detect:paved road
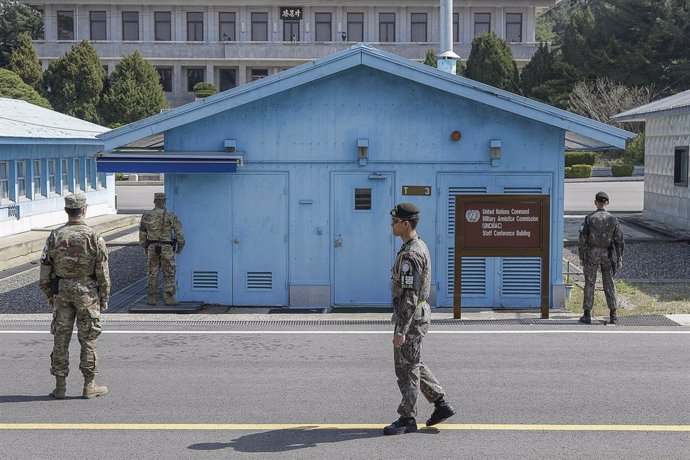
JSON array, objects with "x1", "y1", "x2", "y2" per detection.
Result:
[{"x1": 1, "y1": 322, "x2": 688, "y2": 459}]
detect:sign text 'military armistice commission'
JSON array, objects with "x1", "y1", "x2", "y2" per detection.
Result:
[{"x1": 462, "y1": 202, "x2": 542, "y2": 249}]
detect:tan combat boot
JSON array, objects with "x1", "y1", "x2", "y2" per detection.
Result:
[
  {"x1": 165, "y1": 295, "x2": 178, "y2": 306},
  {"x1": 82, "y1": 377, "x2": 108, "y2": 399},
  {"x1": 49, "y1": 376, "x2": 66, "y2": 399}
]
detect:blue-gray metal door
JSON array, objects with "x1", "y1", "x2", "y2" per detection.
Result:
[
  {"x1": 231, "y1": 173, "x2": 288, "y2": 306},
  {"x1": 332, "y1": 172, "x2": 394, "y2": 305}
]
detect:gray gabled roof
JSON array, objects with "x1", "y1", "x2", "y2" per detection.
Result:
[
  {"x1": 98, "y1": 45, "x2": 634, "y2": 151},
  {"x1": 613, "y1": 89, "x2": 690, "y2": 122}
]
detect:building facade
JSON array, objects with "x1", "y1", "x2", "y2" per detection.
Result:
[
  {"x1": 96, "y1": 46, "x2": 631, "y2": 310},
  {"x1": 0, "y1": 98, "x2": 114, "y2": 238},
  {"x1": 27, "y1": 0, "x2": 555, "y2": 106},
  {"x1": 614, "y1": 90, "x2": 690, "y2": 233}
]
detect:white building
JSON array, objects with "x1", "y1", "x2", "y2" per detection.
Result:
[
  {"x1": 613, "y1": 90, "x2": 690, "y2": 233},
  {"x1": 26, "y1": 0, "x2": 556, "y2": 106}
]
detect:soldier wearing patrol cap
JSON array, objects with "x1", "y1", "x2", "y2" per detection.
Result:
[
  {"x1": 578, "y1": 191, "x2": 625, "y2": 324},
  {"x1": 139, "y1": 192, "x2": 185, "y2": 305},
  {"x1": 383, "y1": 203, "x2": 456, "y2": 435},
  {"x1": 39, "y1": 194, "x2": 110, "y2": 399}
]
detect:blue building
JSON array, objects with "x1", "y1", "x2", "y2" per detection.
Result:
[
  {"x1": 0, "y1": 98, "x2": 114, "y2": 238},
  {"x1": 97, "y1": 45, "x2": 633, "y2": 309}
]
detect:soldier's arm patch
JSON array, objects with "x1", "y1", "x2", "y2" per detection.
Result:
[{"x1": 399, "y1": 258, "x2": 416, "y2": 289}]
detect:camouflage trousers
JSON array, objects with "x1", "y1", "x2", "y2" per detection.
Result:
[
  {"x1": 147, "y1": 244, "x2": 177, "y2": 297},
  {"x1": 394, "y1": 302, "x2": 445, "y2": 418},
  {"x1": 50, "y1": 277, "x2": 102, "y2": 378},
  {"x1": 583, "y1": 247, "x2": 617, "y2": 311}
]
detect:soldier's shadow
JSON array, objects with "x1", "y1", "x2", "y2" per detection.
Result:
[
  {"x1": 188, "y1": 426, "x2": 440, "y2": 453},
  {"x1": 0, "y1": 394, "x2": 81, "y2": 403}
]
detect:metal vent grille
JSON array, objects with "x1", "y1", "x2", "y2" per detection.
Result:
[
  {"x1": 247, "y1": 272, "x2": 272, "y2": 290},
  {"x1": 192, "y1": 271, "x2": 219, "y2": 290},
  {"x1": 503, "y1": 187, "x2": 542, "y2": 194},
  {"x1": 447, "y1": 248, "x2": 486, "y2": 296},
  {"x1": 354, "y1": 188, "x2": 372, "y2": 210},
  {"x1": 448, "y1": 186, "x2": 487, "y2": 234},
  {"x1": 501, "y1": 258, "x2": 541, "y2": 296}
]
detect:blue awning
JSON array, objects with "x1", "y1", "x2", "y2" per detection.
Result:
[{"x1": 96, "y1": 152, "x2": 242, "y2": 173}]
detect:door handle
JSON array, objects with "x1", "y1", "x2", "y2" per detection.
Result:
[
  {"x1": 233, "y1": 238, "x2": 240, "y2": 244},
  {"x1": 334, "y1": 234, "x2": 342, "y2": 248}
]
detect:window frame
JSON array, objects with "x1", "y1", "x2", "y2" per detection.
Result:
[
  {"x1": 154, "y1": 11, "x2": 172, "y2": 41},
  {"x1": 410, "y1": 12, "x2": 427, "y2": 42},
  {"x1": 89, "y1": 11, "x2": 107, "y2": 40},
  {"x1": 453, "y1": 13, "x2": 459, "y2": 43},
  {"x1": 346, "y1": 12, "x2": 364, "y2": 42},
  {"x1": 219, "y1": 12, "x2": 236, "y2": 41},
  {"x1": 187, "y1": 12, "x2": 204, "y2": 42},
  {"x1": 57, "y1": 10, "x2": 75, "y2": 40},
  {"x1": 674, "y1": 147, "x2": 689, "y2": 187},
  {"x1": 187, "y1": 68, "x2": 205, "y2": 92},
  {"x1": 379, "y1": 12, "x2": 395, "y2": 42},
  {"x1": 47, "y1": 159, "x2": 56, "y2": 195},
  {"x1": 283, "y1": 19, "x2": 300, "y2": 41},
  {"x1": 61, "y1": 158, "x2": 70, "y2": 194},
  {"x1": 218, "y1": 68, "x2": 237, "y2": 91},
  {"x1": 0, "y1": 161, "x2": 8, "y2": 201},
  {"x1": 33, "y1": 159, "x2": 43, "y2": 198},
  {"x1": 156, "y1": 67, "x2": 173, "y2": 92},
  {"x1": 505, "y1": 13, "x2": 522, "y2": 43},
  {"x1": 251, "y1": 12, "x2": 269, "y2": 41},
  {"x1": 314, "y1": 12, "x2": 332, "y2": 42},
  {"x1": 122, "y1": 11, "x2": 140, "y2": 41},
  {"x1": 474, "y1": 12, "x2": 491, "y2": 37},
  {"x1": 17, "y1": 160, "x2": 27, "y2": 198},
  {"x1": 74, "y1": 158, "x2": 82, "y2": 192}
]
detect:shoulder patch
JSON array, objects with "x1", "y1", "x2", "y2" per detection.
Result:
[{"x1": 400, "y1": 258, "x2": 414, "y2": 289}]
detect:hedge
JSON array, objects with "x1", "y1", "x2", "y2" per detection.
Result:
[
  {"x1": 565, "y1": 164, "x2": 592, "y2": 178},
  {"x1": 565, "y1": 152, "x2": 596, "y2": 167},
  {"x1": 611, "y1": 163, "x2": 634, "y2": 177},
  {"x1": 193, "y1": 82, "x2": 218, "y2": 98}
]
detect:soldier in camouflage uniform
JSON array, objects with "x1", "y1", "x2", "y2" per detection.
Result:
[
  {"x1": 383, "y1": 203, "x2": 456, "y2": 436},
  {"x1": 39, "y1": 194, "x2": 110, "y2": 399},
  {"x1": 578, "y1": 191, "x2": 625, "y2": 324},
  {"x1": 139, "y1": 192, "x2": 185, "y2": 305}
]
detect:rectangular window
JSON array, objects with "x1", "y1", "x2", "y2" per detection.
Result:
[
  {"x1": 187, "y1": 68, "x2": 205, "y2": 92},
  {"x1": 0, "y1": 162, "x2": 8, "y2": 200},
  {"x1": 250, "y1": 68, "x2": 268, "y2": 81},
  {"x1": 33, "y1": 159, "x2": 42, "y2": 197},
  {"x1": 453, "y1": 13, "x2": 459, "y2": 43},
  {"x1": 86, "y1": 158, "x2": 94, "y2": 190},
  {"x1": 410, "y1": 13, "x2": 427, "y2": 42},
  {"x1": 48, "y1": 159, "x2": 56, "y2": 194},
  {"x1": 90, "y1": 11, "x2": 106, "y2": 40},
  {"x1": 32, "y1": 7, "x2": 45, "y2": 40},
  {"x1": 187, "y1": 12, "x2": 204, "y2": 41},
  {"x1": 315, "y1": 13, "x2": 331, "y2": 42},
  {"x1": 58, "y1": 11, "x2": 75, "y2": 40},
  {"x1": 506, "y1": 13, "x2": 522, "y2": 42},
  {"x1": 74, "y1": 158, "x2": 82, "y2": 191},
  {"x1": 16, "y1": 160, "x2": 26, "y2": 198},
  {"x1": 122, "y1": 11, "x2": 139, "y2": 41},
  {"x1": 674, "y1": 147, "x2": 689, "y2": 186},
  {"x1": 155, "y1": 12, "x2": 171, "y2": 41},
  {"x1": 474, "y1": 13, "x2": 491, "y2": 37},
  {"x1": 157, "y1": 67, "x2": 172, "y2": 92},
  {"x1": 354, "y1": 188, "x2": 372, "y2": 210},
  {"x1": 283, "y1": 20, "x2": 300, "y2": 41},
  {"x1": 219, "y1": 68, "x2": 236, "y2": 91},
  {"x1": 61, "y1": 158, "x2": 69, "y2": 194},
  {"x1": 251, "y1": 12, "x2": 268, "y2": 41},
  {"x1": 347, "y1": 12, "x2": 364, "y2": 42},
  {"x1": 219, "y1": 12, "x2": 236, "y2": 41},
  {"x1": 379, "y1": 13, "x2": 395, "y2": 42}
]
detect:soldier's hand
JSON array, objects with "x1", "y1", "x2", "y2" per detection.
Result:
[
  {"x1": 100, "y1": 299, "x2": 108, "y2": 311},
  {"x1": 616, "y1": 259, "x2": 623, "y2": 270},
  {"x1": 393, "y1": 333, "x2": 405, "y2": 348}
]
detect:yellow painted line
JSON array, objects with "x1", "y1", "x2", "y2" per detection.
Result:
[{"x1": 0, "y1": 423, "x2": 689, "y2": 432}]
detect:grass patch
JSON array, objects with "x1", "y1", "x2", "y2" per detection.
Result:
[{"x1": 565, "y1": 280, "x2": 690, "y2": 316}]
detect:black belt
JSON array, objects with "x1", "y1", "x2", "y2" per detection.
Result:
[{"x1": 148, "y1": 240, "x2": 174, "y2": 245}]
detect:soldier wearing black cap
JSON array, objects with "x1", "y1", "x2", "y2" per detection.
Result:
[
  {"x1": 578, "y1": 191, "x2": 625, "y2": 324},
  {"x1": 383, "y1": 203, "x2": 456, "y2": 435}
]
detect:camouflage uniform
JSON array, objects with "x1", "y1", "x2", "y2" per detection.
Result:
[
  {"x1": 578, "y1": 208, "x2": 625, "y2": 312},
  {"x1": 139, "y1": 193, "x2": 185, "y2": 304},
  {"x1": 391, "y1": 235, "x2": 445, "y2": 418},
  {"x1": 39, "y1": 195, "x2": 110, "y2": 381}
]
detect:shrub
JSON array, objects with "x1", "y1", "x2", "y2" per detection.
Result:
[
  {"x1": 193, "y1": 82, "x2": 218, "y2": 98},
  {"x1": 611, "y1": 162, "x2": 634, "y2": 177},
  {"x1": 115, "y1": 173, "x2": 126, "y2": 181},
  {"x1": 565, "y1": 164, "x2": 592, "y2": 178},
  {"x1": 565, "y1": 151, "x2": 596, "y2": 167},
  {"x1": 623, "y1": 133, "x2": 644, "y2": 165}
]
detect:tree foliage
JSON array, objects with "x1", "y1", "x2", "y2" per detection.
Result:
[
  {"x1": 0, "y1": 0, "x2": 43, "y2": 67},
  {"x1": 42, "y1": 40, "x2": 104, "y2": 123},
  {"x1": 0, "y1": 67, "x2": 50, "y2": 108},
  {"x1": 7, "y1": 31, "x2": 42, "y2": 90},
  {"x1": 100, "y1": 51, "x2": 169, "y2": 126},
  {"x1": 465, "y1": 32, "x2": 519, "y2": 92},
  {"x1": 422, "y1": 48, "x2": 436, "y2": 68},
  {"x1": 568, "y1": 77, "x2": 653, "y2": 128}
]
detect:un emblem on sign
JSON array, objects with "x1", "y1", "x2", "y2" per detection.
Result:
[{"x1": 465, "y1": 209, "x2": 480, "y2": 223}]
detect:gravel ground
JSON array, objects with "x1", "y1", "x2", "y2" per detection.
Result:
[{"x1": 0, "y1": 245, "x2": 146, "y2": 314}]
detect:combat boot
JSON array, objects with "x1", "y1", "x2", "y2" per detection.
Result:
[
  {"x1": 165, "y1": 295, "x2": 178, "y2": 306},
  {"x1": 579, "y1": 310, "x2": 592, "y2": 324},
  {"x1": 49, "y1": 376, "x2": 66, "y2": 399},
  {"x1": 147, "y1": 294, "x2": 156, "y2": 305},
  {"x1": 82, "y1": 377, "x2": 108, "y2": 399},
  {"x1": 383, "y1": 417, "x2": 417, "y2": 435},
  {"x1": 426, "y1": 396, "x2": 456, "y2": 426},
  {"x1": 610, "y1": 309, "x2": 618, "y2": 325}
]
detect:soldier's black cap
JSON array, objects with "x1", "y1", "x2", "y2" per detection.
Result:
[
  {"x1": 391, "y1": 203, "x2": 420, "y2": 219},
  {"x1": 595, "y1": 191, "x2": 609, "y2": 202}
]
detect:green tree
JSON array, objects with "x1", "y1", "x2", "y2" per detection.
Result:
[
  {"x1": 464, "y1": 32, "x2": 519, "y2": 92},
  {"x1": 0, "y1": 0, "x2": 43, "y2": 67},
  {"x1": 422, "y1": 48, "x2": 437, "y2": 68},
  {"x1": 42, "y1": 40, "x2": 104, "y2": 123},
  {"x1": 100, "y1": 51, "x2": 169, "y2": 126},
  {"x1": 7, "y1": 32, "x2": 42, "y2": 90},
  {"x1": 520, "y1": 43, "x2": 556, "y2": 97},
  {"x1": 0, "y1": 68, "x2": 50, "y2": 108}
]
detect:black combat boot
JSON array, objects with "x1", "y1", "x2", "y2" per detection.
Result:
[
  {"x1": 426, "y1": 396, "x2": 456, "y2": 426},
  {"x1": 610, "y1": 309, "x2": 618, "y2": 325},
  {"x1": 383, "y1": 417, "x2": 417, "y2": 435},
  {"x1": 579, "y1": 310, "x2": 592, "y2": 324}
]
